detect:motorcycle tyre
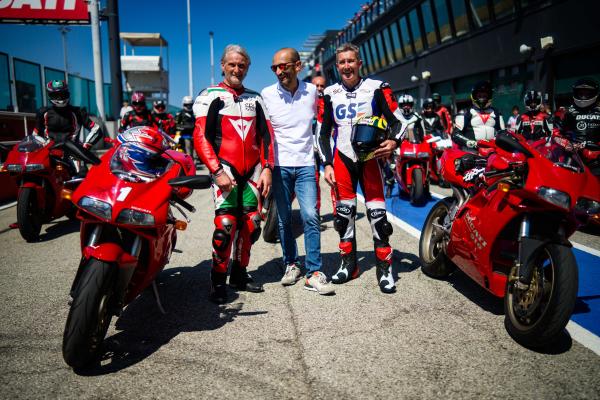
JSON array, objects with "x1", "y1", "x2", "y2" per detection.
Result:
[
  {"x1": 63, "y1": 258, "x2": 115, "y2": 369},
  {"x1": 17, "y1": 187, "x2": 42, "y2": 242},
  {"x1": 262, "y1": 198, "x2": 279, "y2": 243},
  {"x1": 504, "y1": 244, "x2": 578, "y2": 348},
  {"x1": 419, "y1": 197, "x2": 456, "y2": 279},
  {"x1": 410, "y1": 169, "x2": 426, "y2": 206}
]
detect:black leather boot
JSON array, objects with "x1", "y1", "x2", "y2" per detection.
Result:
[
  {"x1": 229, "y1": 261, "x2": 264, "y2": 292},
  {"x1": 210, "y1": 270, "x2": 228, "y2": 304}
]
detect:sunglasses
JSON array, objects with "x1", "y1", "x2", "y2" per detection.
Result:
[{"x1": 270, "y1": 62, "x2": 296, "y2": 73}]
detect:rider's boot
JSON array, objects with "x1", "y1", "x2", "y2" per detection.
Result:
[
  {"x1": 375, "y1": 246, "x2": 395, "y2": 294},
  {"x1": 210, "y1": 270, "x2": 228, "y2": 304},
  {"x1": 332, "y1": 240, "x2": 359, "y2": 284},
  {"x1": 229, "y1": 261, "x2": 264, "y2": 292}
]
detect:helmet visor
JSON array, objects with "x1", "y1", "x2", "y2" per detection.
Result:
[
  {"x1": 48, "y1": 91, "x2": 69, "y2": 101},
  {"x1": 574, "y1": 87, "x2": 597, "y2": 100},
  {"x1": 351, "y1": 124, "x2": 387, "y2": 161}
]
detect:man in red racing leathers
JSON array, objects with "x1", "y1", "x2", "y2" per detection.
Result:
[
  {"x1": 432, "y1": 92, "x2": 453, "y2": 135},
  {"x1": 515, "y1": 91, "x2": 553, "y2": 141},
  {"x1": 194, "y1": 44, "x2": 274, "y2": 304},
  {"x1": 119, "y1": 92, "x2": 157, "y2": 133},
  {"x1": 318, "y1": 43, "x2": 403, "y2": 294}
]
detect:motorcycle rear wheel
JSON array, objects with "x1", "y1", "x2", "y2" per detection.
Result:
[
  {"x1": 419, "y1": 197, "x2": 456, "y2": 278},
  {"x1": 504, "y1": 244, "x2": 578, "y2": 348},
  {"x1": 17, "y1": 187, "x2": 42, "y2": 242},
  {"x1": 63, "y1": 257, "x2": 115, "y2": 369},
  {"x1": 262, "y1": 197, "x2": 279, "y2": 243}
]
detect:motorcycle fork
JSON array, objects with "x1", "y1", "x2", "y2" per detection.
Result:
[
  {"x1": 111, "y1": 235, "x2": 142, "y2": 315},
  {"x1": 69, "y1": 225, "x2": 104, "y2": 299},
  {"x1": 514, "y1": 214, "x2": 545, "y2": 288}
]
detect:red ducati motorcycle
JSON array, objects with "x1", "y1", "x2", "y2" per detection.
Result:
[
  {"x1": 2, "y1": 135, "x2": 99, "y2": 242},
  {"x1": 419, "y1": 131, "x2": 600, "y2": 347},
  {"x1": 395, "y1": 134, "x2": 432, "y2": 205},
  {"x1": 425, "y1": 133, "x2": 452, "y2": 187},
  {"x1": 62, "y1": 131, "x2": 211, "y2": 369}
]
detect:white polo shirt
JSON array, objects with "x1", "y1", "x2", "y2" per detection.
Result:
[{"x1": 261, "y1": 81, "x2": 317, "y2": 167}]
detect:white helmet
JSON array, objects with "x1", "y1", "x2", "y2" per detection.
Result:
[
  {"x1": 398, "y1": 94, "x2": 414, "y2": 116},
  {"x1": 182, "y1": 96, "x2": 193, "y2": 111}
]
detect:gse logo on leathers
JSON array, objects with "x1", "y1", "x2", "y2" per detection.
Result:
[{"x1": 335, "y1": 103, "x2": 366, "y2": 119}]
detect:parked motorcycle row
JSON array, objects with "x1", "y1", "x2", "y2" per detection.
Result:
[
  {"x1": 1, "y1": 123, "x2": 599, "y2": 367},
  {"x1": 1, "y1": 128, "x2": 211, "y2": 369}
]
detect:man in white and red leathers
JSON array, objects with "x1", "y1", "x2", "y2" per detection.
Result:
[
  {"x1": 317, "y1": 43, "x2": 403, "y2": 294},
  {"x1": 193, "y1": 44, "x2": 274, "y2": 304}
]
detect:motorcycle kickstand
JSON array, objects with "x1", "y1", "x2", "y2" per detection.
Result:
[{"x1": 152, "y1": 280, "x2": 167, "y2": 315}]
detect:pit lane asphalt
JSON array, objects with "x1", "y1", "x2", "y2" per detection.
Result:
[{"x1": 0, "y1": 175, "x2": 599, "y2": 399}]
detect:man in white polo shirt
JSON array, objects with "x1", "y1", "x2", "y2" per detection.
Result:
[{"x1": 261, "y1": 48, "x2": 334, "y2": 295}]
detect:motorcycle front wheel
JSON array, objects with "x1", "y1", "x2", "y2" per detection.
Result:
[
  {"x1": 419, "y1": 197, "x2": 456, "y2": 278},
  {"x1": 410, "y1": 168, "x2": 427, "y2": 206},
  {"x1": 17, "y1": 187, "x2": 42, "y2": 242},
  {"x1": 63, "y1": 257, "x2": 115, "y2": 369},
  {"x1": 504, "y1": 244, "x2": 578, "y2": 348}
]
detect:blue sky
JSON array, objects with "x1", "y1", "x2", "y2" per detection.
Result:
[{"x1": 0, "y1": 0, "x2": 365, "y2": 106}]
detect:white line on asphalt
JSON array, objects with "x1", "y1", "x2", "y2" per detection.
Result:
[
  {"x1": 430, "y1": 191, "x2": 444, "y2": 199},
  {"x1": 566, "y1": 321, "x2": 600, "y2": 356},
  {"x1": 0, "y1": 201, "x2": 16, "y2": 211},
  {"x1": 357, "y1": 192, "x2": 600, "y2": 356},
  {"x1": 572, "y1": 242, "x2": 600, "y2": 258}
]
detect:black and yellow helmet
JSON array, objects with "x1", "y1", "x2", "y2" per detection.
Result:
[{"x1": 351, "y1": 116, "x2": 388, "y2": 162}]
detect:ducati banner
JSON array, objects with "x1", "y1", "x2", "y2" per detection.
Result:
[{"x1": 0, "y1": 0, "x2": 90, "y2": 24}]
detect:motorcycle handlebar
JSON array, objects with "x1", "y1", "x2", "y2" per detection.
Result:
[
  {"x1": 52, "y1": 140, "x2": 101, "y2": 166},
  {"x1": 171, "y1": 195, "x2": 196, "y2": 213}
]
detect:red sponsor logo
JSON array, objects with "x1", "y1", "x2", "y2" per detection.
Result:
[{"x1": 0, "y1": 0, "x2": 90, "y2": 24}]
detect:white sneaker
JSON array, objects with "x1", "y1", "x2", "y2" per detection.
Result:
[
  {"x1": 281, "y1": 263, "x2": 302, "y2": 286},
  {"x1": 304, "y1": 272, "x2": 335, "y2": 295}
]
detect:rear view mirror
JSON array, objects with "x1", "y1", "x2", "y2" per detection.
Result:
[{"x1": 169, "y1": 175, "x2": 212, "y2": 189}]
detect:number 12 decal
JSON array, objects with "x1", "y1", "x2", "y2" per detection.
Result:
[{"x1": 117, "y1": 187, "x2": 132, "y2": 201}]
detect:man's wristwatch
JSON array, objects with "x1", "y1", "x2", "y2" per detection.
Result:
[{"x1": 263, "y1": 163, "x2": 272, "y2": 171}]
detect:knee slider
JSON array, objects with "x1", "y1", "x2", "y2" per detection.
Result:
[
  {"x1": 212, "y1": 229, "x2": 230, "y2": 252},
  {"x1": 334, "y1": 203, "x2": 355, "y2": 234},
  {"x1": 245, "y1": 211, "x2": 262, "y2": 244},
  {"x1": 368, "y1": 208, "x2": 393, "y2": 241}
]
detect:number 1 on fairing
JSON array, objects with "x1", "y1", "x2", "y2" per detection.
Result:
[{"x1": 117, "y1": 187, "x2": 132, "y2": 201}]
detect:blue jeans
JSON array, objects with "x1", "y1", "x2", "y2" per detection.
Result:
[{"x1": 272, "y1": 166, "x2": 321, "y2": 276}]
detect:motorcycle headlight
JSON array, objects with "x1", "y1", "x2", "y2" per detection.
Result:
[
  {"x1": 417, "y1": 152, "x2": 430, "y2": 158},
  {"x1": 78, "y1": 196, "x2": 112, "y2": 220},
  {"x1": 538, "y1": 187, "x2": 571, "y2": 210},
  {"x1": 575, "y1": 197, "x2": 600, "y2": 215},
  {"x1": 5, "y1": 164, "x2": 23, "y2": 172},
  {"x1": 25, "y1": 163, "x2": 44, "y2": 172},
  {"x1": 403, "y1": 151, "x2": 416, "y2": 158},
  {"x1": 116, "y1": 208, "x2": 155, "y2": 226}
]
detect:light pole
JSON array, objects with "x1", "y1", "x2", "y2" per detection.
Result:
[
  {"x1": 186, "y1": 0, "x2": 193, "y2": 97},
  {"x1": 59, "y1": 26, "x2": 71, "y2": 83},
  {"x1": 209, "y1": 31, "x2": 215, "y2": 86}
]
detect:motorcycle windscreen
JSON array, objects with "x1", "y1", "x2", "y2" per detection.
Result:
[
  {"x1": 110, "y1": 142, "x2": 172, "y2": 183},
  {"x1": 530, "y1": 140, "x2": 585, "y2": 173},
  {"x1": 18, "y1": 135, "x2": 49, "y2": 153}
]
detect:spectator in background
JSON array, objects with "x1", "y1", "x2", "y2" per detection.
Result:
[
  {"x1": 119, "y1": 92, "x2": 156, "y2": 132},
  {"x1": 175, "y1": 96, "x2": 196, "y2": 159},
  {"x1": 311, "y1": 75, "x2": 328, "y2": 221},
  {"x1": 261, "y1": 48, "x2": 334, "y2": 295},
  {"x1": 119, "y1": 100, "x2": 132, "y2": 119},
  {"x1": 432, "y1": 93, "x2": 452, "y2": 135},
  {"x1": 151, "y1": 100, "x2": 176, "y2": 138},
  {"x1": 507, "y1": 105, "x2": 519, "y2": 133}
]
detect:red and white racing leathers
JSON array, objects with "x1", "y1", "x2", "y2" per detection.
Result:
[
  {"x1": 515, "y1": 111, "x2": 554, "y2": 141},
  {"x1": 193, "y1": 83, "x2": 274, "y2": 274},
  {"x1": 317, "y1": 78, "x2": 402, "y2": 276}
]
